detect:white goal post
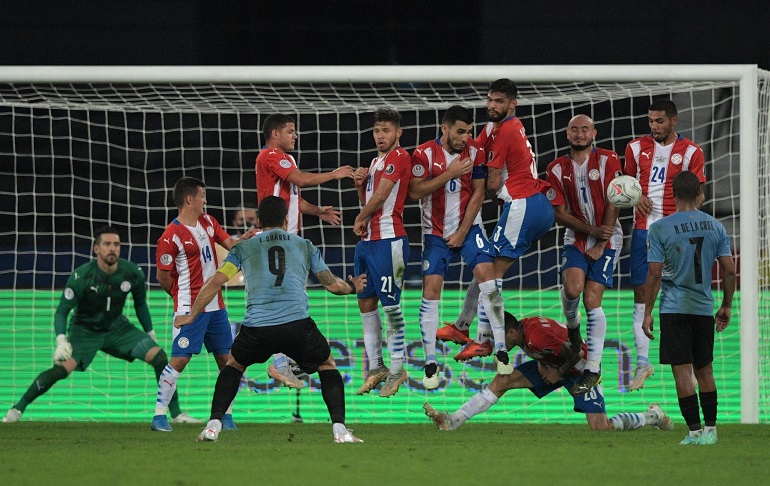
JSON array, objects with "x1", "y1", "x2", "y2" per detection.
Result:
[{"x1": 1, "y1": 65, "x2": 765, "y2": 424}]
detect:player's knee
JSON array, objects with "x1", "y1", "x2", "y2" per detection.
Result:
[{"x1": 131, "y1": 336, "x2": 158, "y2": 362}]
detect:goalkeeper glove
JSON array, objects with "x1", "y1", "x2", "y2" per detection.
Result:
[
  {"x1": 53, "y1": 334, "x2": 73, "y2": 363},
  {"x1": 147, "y1": 330, "x2": 157, "y2": 342}
]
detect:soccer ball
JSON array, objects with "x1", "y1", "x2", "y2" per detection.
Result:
[{"x1": 606, "y1": 175, "x2": 642, "y2": 209}]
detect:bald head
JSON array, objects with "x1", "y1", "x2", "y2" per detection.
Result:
[{"x1": 567, "y1": 114, "x2": 597, "y2": 152}]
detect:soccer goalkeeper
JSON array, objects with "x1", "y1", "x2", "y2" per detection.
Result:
[{"x1": 2, "y1": 227, "x2": 196, "y2": 424}]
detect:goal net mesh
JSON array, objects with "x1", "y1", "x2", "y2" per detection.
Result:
[{"x1": 0, "y1": 75, "x2": 766, "y2": 423}]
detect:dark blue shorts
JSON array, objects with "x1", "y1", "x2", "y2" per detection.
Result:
[
  {"x1": 171, "y1": 308, "x2": 232, "y2": 357},
  {"x1": 516, "y1": 359, "x2": 606, "y2": 414},
  {"x1": 421, "y1": 225, "x2": 494, "y2": 277}
]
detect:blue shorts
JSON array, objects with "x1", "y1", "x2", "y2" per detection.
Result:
[
  {"x1": 422, "y1": 226, "x2": 494, "y2": 277},
  {"x1": 171, "y1": 308, "x2": 233, "y2": 357},
  {"x1": 516, "y1": 359, "x2": 606, "y2": 414},
  {"x1": 354, "y1": 236, "x2": 409, "y2": 306},
  {"x1": 490, "y1": 193, "x2": 554, "y2": 259},
  {"x1": 561, "y1": 245, "x2": 619, "y2": 288},
  {"x1": 629, "y1": 229, "x2": 648, "y2": 286}
]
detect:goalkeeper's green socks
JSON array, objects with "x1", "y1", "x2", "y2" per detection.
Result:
[{"x1": 14, "y1": 364, "x2": 69, "y2": 412}]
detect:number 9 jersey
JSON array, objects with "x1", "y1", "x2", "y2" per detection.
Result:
[
  {"x1": 156, "y1": 214, "x2": 230, "y2": 313},
  {"x1": 224, "y1": 228, "x2": 329, "y2": 328}
]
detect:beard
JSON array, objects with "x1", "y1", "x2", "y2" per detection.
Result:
[
  {"x1": 488, "y1": 110, "x2": 506, "y2": 123},
  {"x1": 569, "y1": 141, "x2": 593, "y2": 151}
]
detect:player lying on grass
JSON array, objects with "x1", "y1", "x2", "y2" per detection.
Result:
[
  {"x1": 2, "y1": 227, "x2": 197, "y2": 424},
  {"x1": 174, "y1": 196, "x2": 367, "y2": 443},
  {"x1": 424, "y1": 311, "x2": 674, "y2": 432}
]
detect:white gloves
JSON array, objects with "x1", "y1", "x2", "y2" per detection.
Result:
[
  {"x1": 147, "y1": 330, "x2": 157, "y2": 342},
  {"x1": 53, "y1": 334, "x2": 73, "y2": 363}
]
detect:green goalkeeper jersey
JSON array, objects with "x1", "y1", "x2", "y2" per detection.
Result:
[{"x1": 54, "y1": 258, "x2": 153, "y2": 334}]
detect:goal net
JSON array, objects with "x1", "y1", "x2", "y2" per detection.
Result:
[{"x1": 0, "y1": 65, "x2": 766, "y2": 424}]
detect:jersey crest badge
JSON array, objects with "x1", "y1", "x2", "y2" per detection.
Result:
[
  {"x1": 64, "y1": 288, "x2": 75, "y2": 300},
  {"x1": 589, "y1": 169, "x2": 600, "y2": 181},
  {"x1": 120, "y1": 281, "x2": 131, "y2": 292},
  {"x1": 412, "y1": 164, "x2": 425, "y2": 177},
  {"x1": 385, "y1": 164, "x2": 395, "y2": 175},
  {"x1": 671, "y1": 153, "x2": 683, "y2": 165},
  {"x1": 279, "y1": 158, "x2": 292, "y2": 169},
  {"x1": 546, "y1": 188, "x2": 556, "y2": 201},
  {"x1": 207, "y1": 226, "x2": 215, "y2": 237},
  {"x1": 160, "y1": 254, "x2": 173, "y2": 266}
]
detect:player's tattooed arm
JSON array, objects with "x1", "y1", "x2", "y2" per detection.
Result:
[{"x1": 317, "y1": 270, "x2": 337, "y2": 287}]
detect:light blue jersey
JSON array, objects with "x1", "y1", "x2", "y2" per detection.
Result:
[
  {"x1": 225, "y1": 228, "x2": 329, "y2": 327},
  {"x1": 647, "y1": 210, "x2": 731, "y2": 316}
]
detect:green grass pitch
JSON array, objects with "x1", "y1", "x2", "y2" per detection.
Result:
[{"x1": 1, "y1": 423, "x2": 769, "y2": 485}]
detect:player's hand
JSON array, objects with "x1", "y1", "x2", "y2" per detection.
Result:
[
  {"x1": 353, "y1": 167, "x2": 369, "y2": 187},
  {"x1": 318, "y1": 206, "x2": 342, "y2": 226},
  {"x1": 444, "y1": 229, "x2": 467, "y2": 249},
  {"x1": 642, "y1": 314, "x2": 655, "y2": 339},
  {"x1": 174, "y1": 314, "x2": 194, "y2": 329},
  {"x1": 53, "y1": 334, "x2": 72, "y2": 363},
  {"x1": 333, "y1": 165, "x2": 355, "y2": 180},
  {"x1": 584, "y1": 245, "x2": 604, "y2": 263},
  {"x1": 239, "y1": 227, "x2": 259, "y2": 240},
  {"x1": 715, "y1": 307, "x2": 731, "y2": 332},
  {"x1": 447, "y1": 157, "x2": 473, "y2": 178},
  {"x1": 147, "y1": 330, "x2": 157, "y2": 342},
  {"x1": 635, "y1": 194, "x2": 653, "y2": 218},
  {"x1": 592, "y1": 224, "x2": 614, "y2": 241},
  {"x1": 348, "y1": 274, "x2": 367, "y2": 293},
  {"x1": 353, "y1": 218, "x2": 368, "y2": 237}
]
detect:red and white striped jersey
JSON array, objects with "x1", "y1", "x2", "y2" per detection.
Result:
[
  {"x1": 625, "y1": 134, "x2": 706, "y2": 230},
  {"x1": 256, "y1": 147, "x2": 301, "y2": 234},
  {"x1": 546, "y1": 148, "x2": 624, "y2": 253},
  {"x1": 412, "y1": 138, "x2": 486, "y2": 238},
  {"x1": 361, "y1": 147, "x2": 411, "y2": 241},
  {"x1": 477, "y1": 116, "x2": 550, "y2": 202},
  {"x1": 156, "y1": 214, "x2": 230, "y2": 313},
  {"x1": 520, "y1": 316, "x2": 586, "y2": 375}
]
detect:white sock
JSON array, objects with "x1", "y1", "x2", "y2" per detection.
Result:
[
  {"x1": 633, "y1": 303, "x2": 650, "y2": 366},
  {"x1": 456, "y1": 279, "x2": 480, "y2": 330},
  {"x1": 561, "y1": 288, "x2": 581, "y2": 329},
  {"x1": 155, "y1": 365, "x2": 180, "y2": 415},
  {"x1": 459, "y1": 387, "x2": 499, "y2": 421},
  {"x1": 361, "y1": 310, "x2": 384, "y2": 370},
  {"x1": 479, "y1": 279, "x2": 505, "y2": 353},
  {"x1": 474, "y1": 291, "x2": 493, "y2": 344},
  {"x1": 586, "y1": 307, "x2": 607, "y2": 373},
  {"x1": 383, "y1": 305, "x2": 406, "y2": 373},
  {"x1": 704, "y1": 426, "x2": 717, "y2": 435},
  {"x1": 609, "y1": 412, "x2": 647, "y2": 430},
  {"x1": 419, "y1": 298, "x2": 440, "y2": 364}
]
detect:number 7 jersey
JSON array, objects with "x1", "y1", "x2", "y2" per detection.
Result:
[{"x1": 156, "y1": 214, "x2": 230, "y2": 313}]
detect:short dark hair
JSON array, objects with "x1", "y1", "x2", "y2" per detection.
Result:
[
  {"x1": 649, "y1": 98, "x2": 678, "y2": 118},
  {"x1": 94, "y1": 226, "x2": 121, "y2": 245},
  {"x1": 503, "y1": 311, "x2": 522, "y2": 332},
  {"x1": 172, "y1": 176, "x2": 205, "y2": 208},
  {"x1": 489, "y1": 78, "x2": 518, "y2": 99},
  {"x1": 442, "y1": 105, "x2": 474, "y2": 126},
  {"x1": 262, "y1": 114, "x2": 295, "y2": 144},
  {"x1": 672, "y1": 171, "x2": 701, "y2": 201},
  {"x1": 258, "y1": 196, "x2": 288, "y2": 228},
  {"x1": 373, "y1": 108, "x2": 401, "y2": 128}
]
